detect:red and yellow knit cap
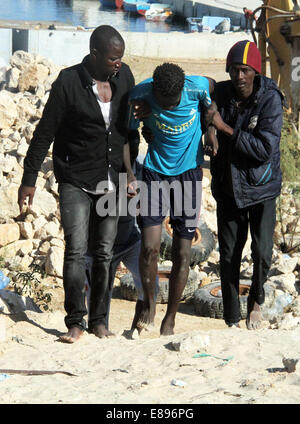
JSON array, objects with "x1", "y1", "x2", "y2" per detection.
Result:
[{"x1": 226, "y1": 40, "x2": 261, "y2": 73}]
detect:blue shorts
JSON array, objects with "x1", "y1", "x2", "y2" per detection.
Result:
[{"x1": 139, "y1": 166, "x2": 203, "y2": 240}]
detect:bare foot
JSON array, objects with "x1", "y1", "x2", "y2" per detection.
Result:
[
  {"x1": 246, "y1": 296, "x2": 262, "y2": 330},
  {"x1": 59, "y1": 327, "x2": 84, "y2": 343},
  {"x1": 136, "y1": 302, "x2": 156, "y2": 331},
  {"x1": 91, "y1": 323, "x2": 115, "y2": 339},
  {"x1": 160, "y1": 316, "x2": 175, "y2": 336},
  {"x1": 227, "y1": 323, "x2": 240, "y2": 328},
  {"x1": 131, "y1": 300, "x2": 144, "y2": 334}
]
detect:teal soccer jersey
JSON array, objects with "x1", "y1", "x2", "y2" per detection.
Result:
[{"x1": 129, "y1": 76, "x2": 211, "y2": 176}]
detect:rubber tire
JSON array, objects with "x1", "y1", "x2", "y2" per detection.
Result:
[
  {"x1": 120, "y1": 264, "x2": 199, "y2": 304},
  {"x1": 160, "y1": 216, "x2": 215, "y2": 268},
  {"x1": 193, "y1": 280, "x2": 275, "y2": 319}
]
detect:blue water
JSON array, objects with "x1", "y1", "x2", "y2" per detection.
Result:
[{"x1": 0, "y1": 0, "x2": 185, "y2": 33}]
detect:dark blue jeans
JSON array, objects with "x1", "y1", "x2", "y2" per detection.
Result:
[
  {"x1": 217, "y1": 196, "x2": 276, "y2": 325},
  {"x1": 59, "y1": 183, "x2": 119, "y2": 331}
]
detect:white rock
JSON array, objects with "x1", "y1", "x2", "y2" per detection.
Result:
[
  {"x1": 269, "y1": 256, "x2": 298, "y2": 276},
  {"x1": 17, "y1": 137, "x2": 29, "y2": 157},
  {"x1": 17, "y1": 221, "x2": 34, "y2": 239},
  {"x1": 197, "y1": 271, "x2": 208, "y2": 281},
  {"x1": 50, "y1": 238, "x2": 64, "y2": 248},
  {"x1": 45, "y1": 172, "x2": 58, "y2": 195},
  {"x1": 10, "y1": 50, "x2": 34, "y2": 72},
  {"x1": 201, "y1": 210, "x2": 217, "y2": 234},
  {"x1": 0, "y1": 183, "x2": 20, "y2": 221},
  {"x1": 44, "y1": 221, "x2": 60, "y2": 238},
  {"x1": 17, "y1": 255, "x2": 33, "y2": 271},
  {"x1": 0, "y1": 223, "x2": 20, "y2": 247},
  {"x1": 171, "y1": 333, "x2": 210, "y2": 352},
  {"x1": 269, "y1": 273, "x2": 297, "y2": 295},
  {"x1": 22, "y1": 123, "x2": 35, "y2": 142},
  {"x1": 25, "y1": 213, "x2": 35, "y2": 223},
  {"x1": 40, "y1": 157, "x2": 53, "y2": 174},
  {"x1": 202, "y1": 176, "x2": 210, "y2": 189},
  {"x1": 18, "y1": 63, "x2": 49, "y2": 93},
  {"x1": 276, "y1": 313, "x2": 300, "y2": 330},
  {"x1": 282, "y1": 357, "x2": 300, "y2": 373},
  {"x1": 32, "y1": 215, "x2": 47, "y2": 231},
  {"x1": 0, "y1": 155, "x2": 19, "y2": 173},
  {"x1": 34, "y1": 227, "x2": 48, "y2": 240},
  {"x1": 9, "y1": 130, "x2": 21, "y2": 143},
  {"x1": 6, "y1": 67, "x2": 20, "y2": 89},
  {"x1": 38, "y1": 241, "x2": 51, "y2": 255},
  {"x1": 0, "y1": 90, "x2": 18, "y2": 130},
  {"x1": 0, "y1": 240, "x2": 33, "y2": 258},
  {"x1": 29, "y1": 188, "x2": 57, "y2": 218},
  {"x1": 45, "y1": 246, "x2": 64, "y2": 277}
]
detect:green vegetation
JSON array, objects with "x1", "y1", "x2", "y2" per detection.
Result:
[
  {"x1": 276, "y1": 113, "x2": 300, "y2": 253},
  {"x1": 280, "y1": 113, "x2": 300, "y2": 183},
  {"x1": 12, "y1": 261, "x2": 53, "y2": 311}
]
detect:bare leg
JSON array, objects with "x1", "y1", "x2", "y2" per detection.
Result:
[
  {"x1": 160, "y1": 234, "x2": 192, "y2": 336},
  {"x1": 130, "y1": 299, "x2": 144, "y2": 334},
  {"x1": 246, "y1": 295, "x2": 262, "y2": 330},
  {"x1": 59, "y1": 327, "x2": 84, "y2": 343},
  {"x1": 136, "y1": 225, "x2": 162, "y2": 331},
  {"x1": 91, "y1": 323, "x2": 115, "y2": 339}
]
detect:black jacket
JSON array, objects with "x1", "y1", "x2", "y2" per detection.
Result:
[
  {"x1": 211, "y1": 75, "x2": 283, "y2": 208},
  {"x1": 22, "y1": 57, "x2": 138, "y2": 190}
]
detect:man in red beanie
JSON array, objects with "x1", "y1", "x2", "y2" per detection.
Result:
[{"x1": 205, "y1": 40, "x2": 283, "y2": 330}]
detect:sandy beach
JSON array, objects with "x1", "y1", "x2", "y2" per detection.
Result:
[{"x1": 0, "y1": 288, "x2": 300, "y2": 405}]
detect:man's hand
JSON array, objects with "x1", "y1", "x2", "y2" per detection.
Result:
[
  {"x1": 142, "y1": 125, "x2": 154, "y2": 144},
  {"x1": 204, "y1": 127, "x2": 219, "y2": 157},
  {"x1": 127, "y1": 172, "x2": 137, "y2": 198},
  {"x1": 130, "y1": 99, "x2": 151, "y2": 120},
  {"x1": 18, "y1": 185, "x2": 36, "y2": 213}
]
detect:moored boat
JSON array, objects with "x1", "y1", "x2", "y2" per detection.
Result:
[
  {"x1": 145, "y1": 4, "x2": 173, "y2": 21},
  {"x1": 186, "y1": 16, "x2": 231, "y2": 33},
  {"x1": 99, "y1": 0, "x2": 123, "y2": 9},
  {"x1": 137, "y1": 2, "x2": 172, "y2": 17},
  {"x1": 123, "y1": 0, "x2": 150, "y2": 13}
]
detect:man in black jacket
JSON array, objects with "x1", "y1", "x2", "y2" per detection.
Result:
[
  {"x1": 206, "y1": 40, "x2": 283, "y2": 330},
  {"x1": 18, "y1": 25, "x2": 137, "y2": 342}
]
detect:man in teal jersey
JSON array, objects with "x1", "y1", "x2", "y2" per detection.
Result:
[{"x1": 129, "y1": 63, "x2": 213, "y2": 335}]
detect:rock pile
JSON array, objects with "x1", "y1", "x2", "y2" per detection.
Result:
[{"x1": 0, "y1": 50, "x2": 64, "y2": 284}]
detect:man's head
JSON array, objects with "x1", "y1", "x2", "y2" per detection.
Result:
[
  {"x1": 89, "y1": 25, "x2": 125, "y2": 80},
  {"x1": 226, "y1": 40, "x2": 261, "y2": 99},
  {"x1": 152, "y1": 63, "x2": 185, "y2": 110}
]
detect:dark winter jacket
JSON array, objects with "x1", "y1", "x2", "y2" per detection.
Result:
[{"x1": 210, "y1": 75, "x2": 283, "y2": 208}]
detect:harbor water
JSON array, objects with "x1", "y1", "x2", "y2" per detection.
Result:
[{"x1": 0, "y1": 0, "x2": 185, "y2": 33}]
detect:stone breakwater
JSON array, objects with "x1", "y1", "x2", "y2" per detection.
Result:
[{"x1": 0, "y1": 50, "x2": 299, "y2": 328}]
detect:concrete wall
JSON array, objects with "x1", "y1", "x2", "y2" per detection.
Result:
[
  {"x1": 121, "y1": 31, "x2": 249, "y2": 61},
  {"x1": 0, "y1": 29, "x2": 12, "y2": 67},
  {"x1": 28, "y1": 29, "x2": 91, "y2": 66},
  {"x1": 0, "y1": 26, "x2": 251, "y2": 67}
]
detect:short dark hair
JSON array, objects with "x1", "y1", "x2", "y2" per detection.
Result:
[
  {"x1": 90, "y1": 25, "x2": 124, "y2": 52},
  {"x1": 153, "y1": 63, "x2": 185, "y2": 97}
]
